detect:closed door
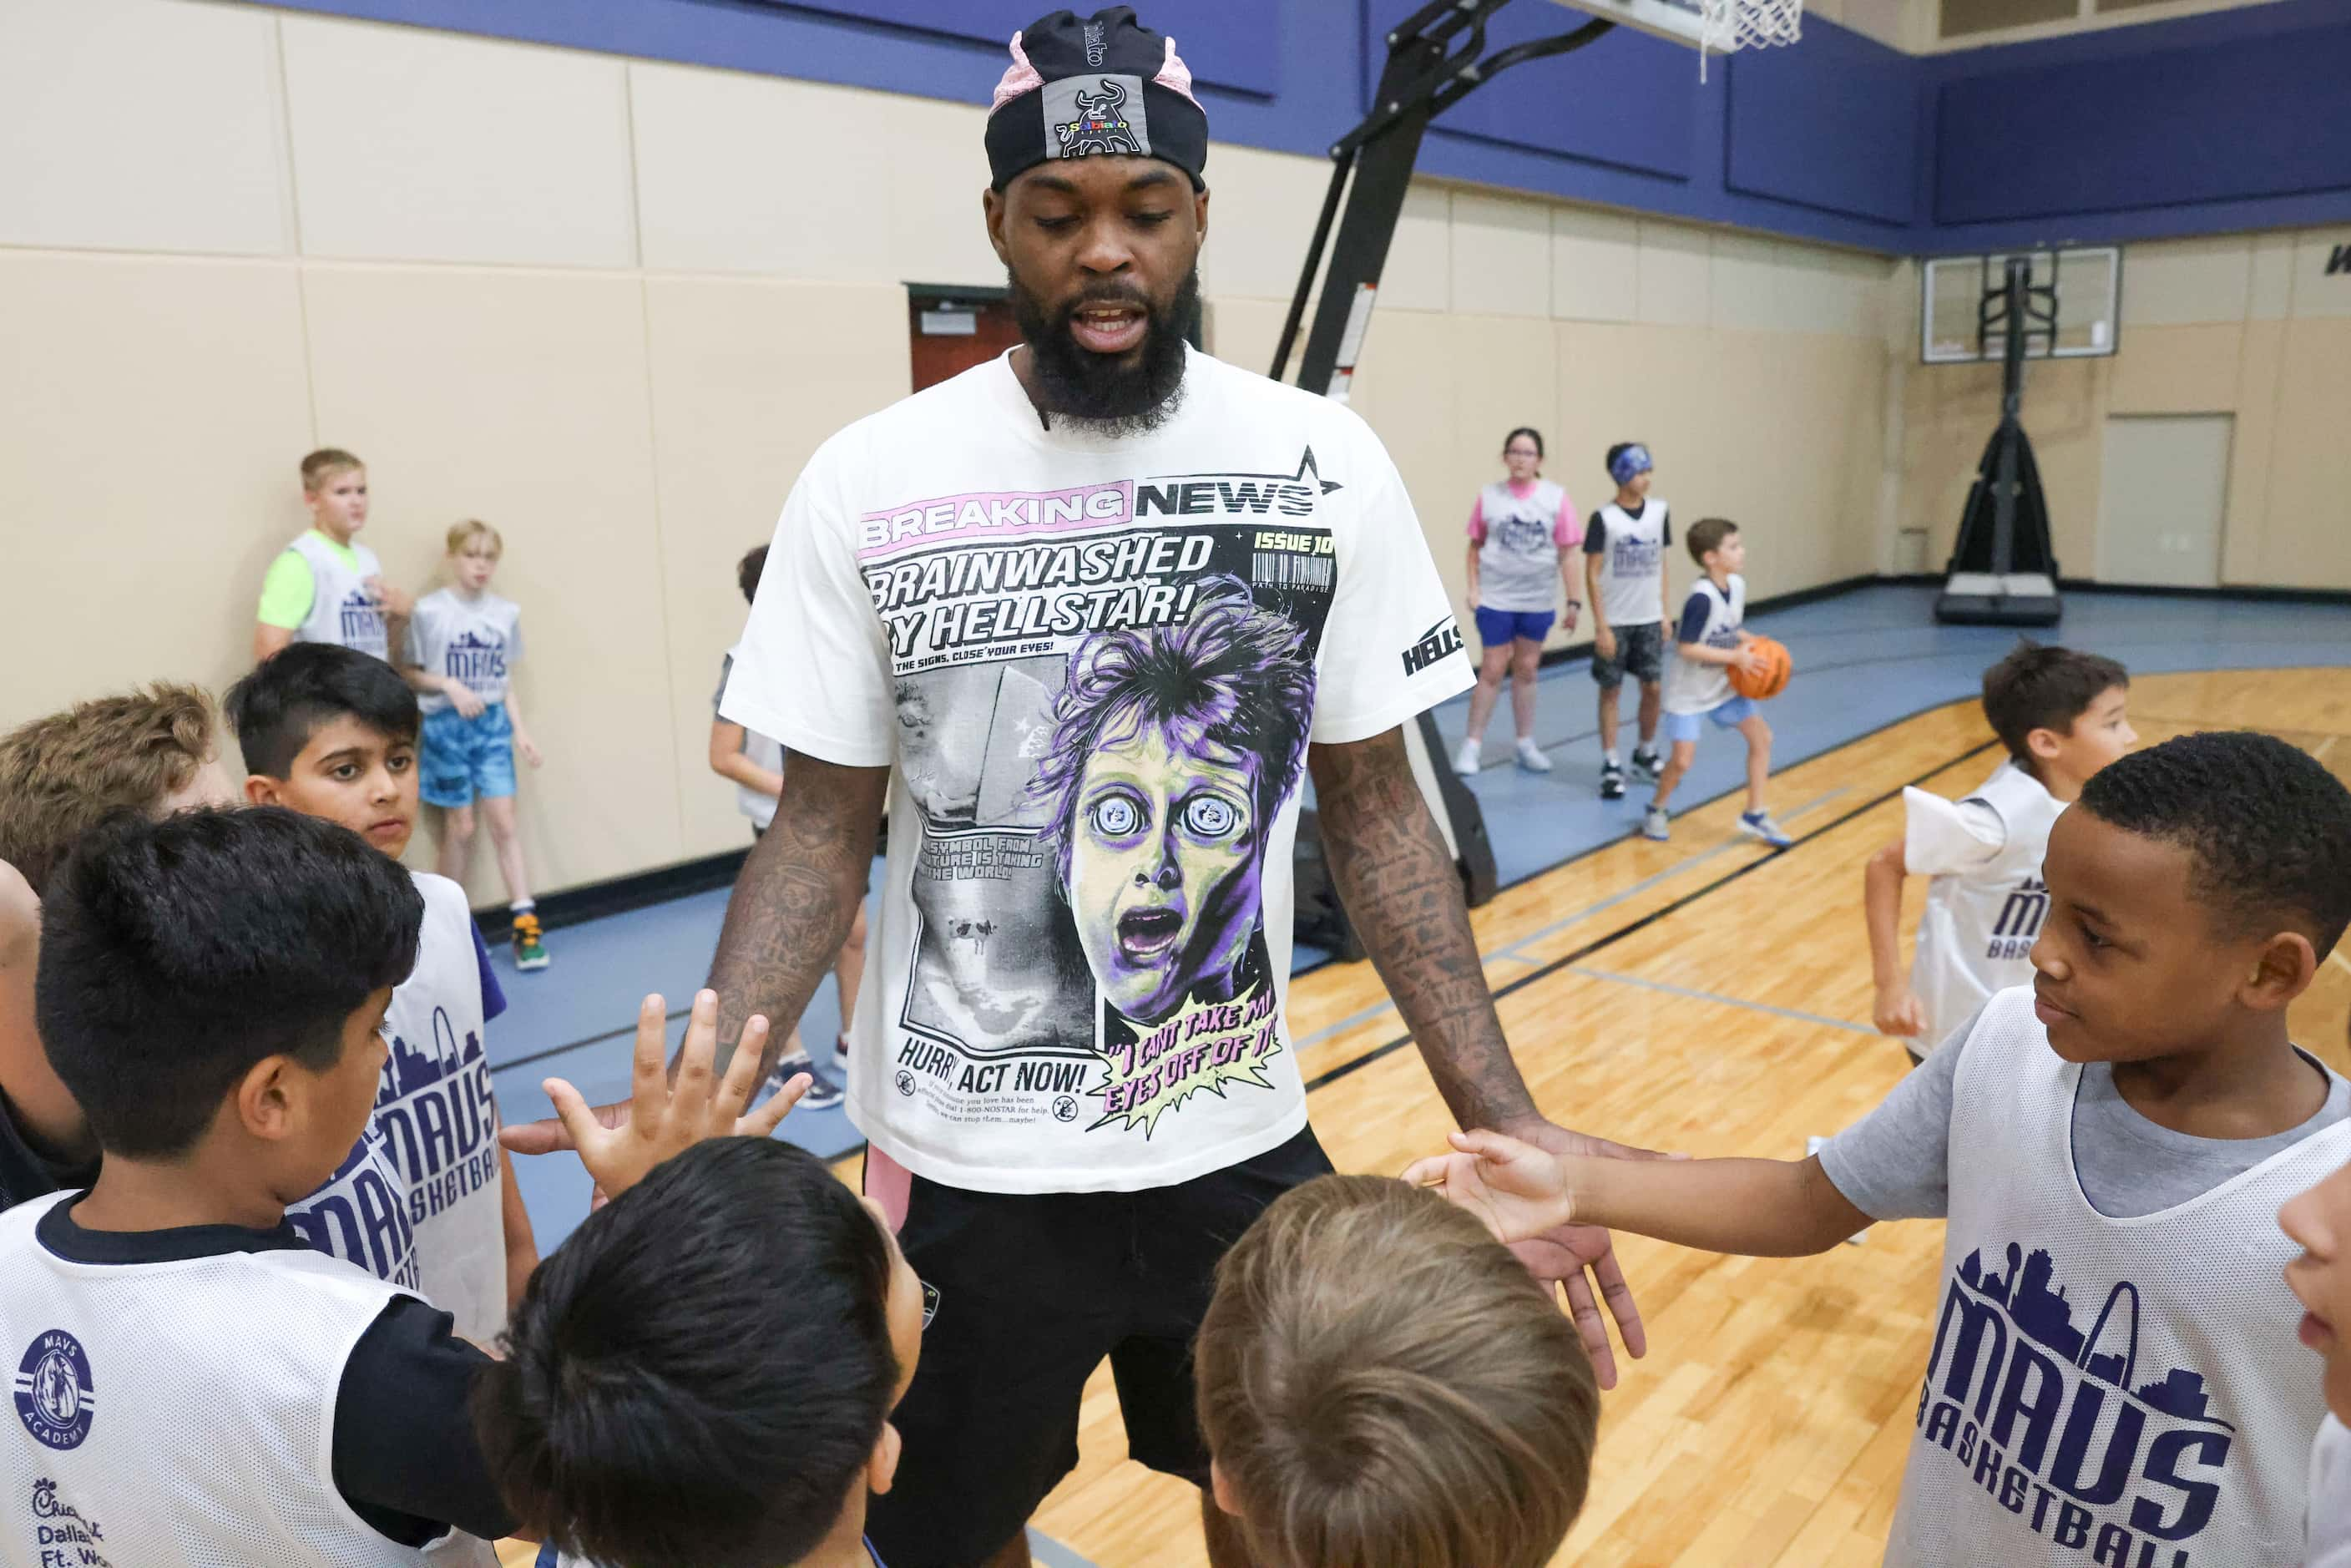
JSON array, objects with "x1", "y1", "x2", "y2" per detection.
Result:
[{"x1": 2096, "y1": 414, "x2": 2232, "y2": 588}]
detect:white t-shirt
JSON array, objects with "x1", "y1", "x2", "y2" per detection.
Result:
[
  {"x1": 404, "y1": 589, "x2": 523, "y2": 714},
  {"x1": 2309, "y1": 1416, "x2": 2351, "y2": 1566},
  {"x1": 1903, "y1": 761, "x2": 2065, "y2": 1050},
  {"x1": 1583, "y1": 498, "x2": 1670, "y2": 628},
  {"x1": 724, "y1": 347, "x2": 1472, "y2": 1195},
  {"x1": 1662, "y1": 574, "x2": 1745, "y2": 716},
  {"x1": 715, "y1": 648, "x2": 784, "y2": 830}
]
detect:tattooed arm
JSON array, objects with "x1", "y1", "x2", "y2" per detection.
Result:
[
  {"x1": 705, "y1": 754, "x2": 888, "y2": 1084},
  {"x1": 1308, "y1": 727, "x2": 1539, "y2": 1132},
  {"x1": 1312, "y1": 725, "x2": 1659, "y2": 1386}
]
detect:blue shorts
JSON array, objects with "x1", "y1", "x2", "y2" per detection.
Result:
[
  {"x1": 419, "y1": 701, "x2": 516, "y2": 808},
  {"x1": 1474, "y1": 606, "x2": 1555, "y2": 648},
  {"x1": 1661, "y1": 695, "x2": 1758, "y2": 745}
]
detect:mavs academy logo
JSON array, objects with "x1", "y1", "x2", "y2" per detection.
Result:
[
  {"x1": 14, "y1": 1330, "x2": 94, "y2": 1450},
  {"x1": 1918, "y1": 1241, "x2": 2233, "y2": 1565}
]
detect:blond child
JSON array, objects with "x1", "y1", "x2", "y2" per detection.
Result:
[
  {"x1": 254, "y1": 447, "x2": 411, "y2": 665},
  {"x1": 1196, "y1": 1173, "x2": 1600, "y2": 1568},
  {"x1": 402, "y1": 520, "x2": 549, "y2": 970},
  {"x1": 0, "y1": 684, "x2": 240, "y2": 1210}
]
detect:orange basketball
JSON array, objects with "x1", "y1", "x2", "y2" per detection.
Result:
[{"x1": 1729, "y1": 635, "x2": 1792, "y2": 701}]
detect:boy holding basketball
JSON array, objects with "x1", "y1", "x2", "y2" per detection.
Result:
[
  {"x1": 1416, "y1": 731, "x2": 2351, "y2": 1566},
  {"x1": 1866, "y1": 641, "x2": 2133, "y2": 1061},
  {"x1": 1641, "y1": 518, "x2": 1790, "y2": 847}
]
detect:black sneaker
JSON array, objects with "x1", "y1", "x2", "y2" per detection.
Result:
[
  {"x1": 1600, "y1": 760, "x2": 1626, "y2": 800},
  {"x1": 766, "y1": 1052, "x2": 842, "y2": 1111},
  {"x1": 1630, "y1": 747, "x2": 1665, "y2": 781}
]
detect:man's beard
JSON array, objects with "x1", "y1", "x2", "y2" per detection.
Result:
[{"x1": 1011, "y1": 264, "x2": 1199, "y2": 437}]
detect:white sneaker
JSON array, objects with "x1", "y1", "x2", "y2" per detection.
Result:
[
  {"x1": 1514, "y1": 737, "x2": 1553, "y2": 772},
  {"x1": 1641, "y1": 806, "x2": 1671, "y2": 842},
  {"x1": 1453, "y1": 737, "x2": 1481, "y2": 776}
]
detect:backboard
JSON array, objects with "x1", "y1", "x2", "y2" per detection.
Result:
[
  {"x1": 1923, "y1": 246, "x2": 2121, "y2": 364},
  {"x1": 1544, "y1": 0, "x2": 1802, "y2": 71},
  {"x1": 1544, "y1": 0, "x2": 1709, "y2": 48}
]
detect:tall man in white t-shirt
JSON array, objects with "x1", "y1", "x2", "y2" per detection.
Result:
[{"x1": 537, "y1": 12, "x2": 1651, "y2": 1567}]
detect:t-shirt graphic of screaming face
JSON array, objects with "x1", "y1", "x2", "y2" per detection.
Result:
[{"x1": 725, "y1": 348, "x2": 1472, "y2": 1195}]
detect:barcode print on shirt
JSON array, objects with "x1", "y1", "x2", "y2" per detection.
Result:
[{"x1": 1251, "y1": 553, "x2": 1334, "y2": 592}]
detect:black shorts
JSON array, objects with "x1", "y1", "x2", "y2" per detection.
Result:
[
  {"x1": 1590, "y1": 619, "x2": 1665, "y2": 690},
  {"x1": 863, "y1": 1124, "x2": 1333, "y2": 1568}
]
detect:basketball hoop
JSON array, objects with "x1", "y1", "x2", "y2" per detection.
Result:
[{"x1": 1696, "y1": 0, "x2": 1802, "y2": 79}]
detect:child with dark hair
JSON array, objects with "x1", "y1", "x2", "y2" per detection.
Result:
[
  {"x1": 226, "y1": 642, "x2": 539, "y2": 1343},
  {"x1": 3, "y1": 812, "x2": 795, "y2": 1566},
  {"x1": 1867, "y1": 640, "x2": 2135, "y2": 1060},
  {"x1": 1643, "y1": 518, "x2": 1788, "y2": 847},
  {"x1": 486, "y1": 1138, "x2": 923, "y2": 1568},
  {"x1": 711, "y1": 543, "x2": 857, "y2": 1109},
  {"x1": 1196, "y1": 1173, "x2": 1599, "y2": 1568},
  {"x1": 1415, "y1": 731, "x2": 2351, "y2": 1565},
  {"x1": 1585, "y1": 441, "x2": 1671, "y2": 798},
  {"x1": 1454, "y1": 426, "x2": 1580, "y2": 776}
]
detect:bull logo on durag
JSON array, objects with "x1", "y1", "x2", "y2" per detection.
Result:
[{"x1": 1054, "y1": 78, "x2": 1140, "y2": 157}]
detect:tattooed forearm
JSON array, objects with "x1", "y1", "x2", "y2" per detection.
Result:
[
  {"x1": 703, "y1": 753, "x2": 887, "y2": 1085},
  {"x1": 1308, "y1": 728, "x2": 1540, "y2": 1132}
]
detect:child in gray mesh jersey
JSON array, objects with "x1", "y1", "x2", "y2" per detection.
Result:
[{"x1": 1415, "y1": 731, "x2": 2351, "y2": 1568}]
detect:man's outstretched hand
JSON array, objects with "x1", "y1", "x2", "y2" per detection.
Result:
[
  {"x1": 515, "y1": 991, "x2": 805, "y2": 1198},
  {"x1": 1488, "y1": 1119, "x2": 1672, "y2": 1392}
]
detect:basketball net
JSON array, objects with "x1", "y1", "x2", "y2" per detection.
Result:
[{"x1": 1697, "y1": 0, "x2": 1803, "y2": 80}]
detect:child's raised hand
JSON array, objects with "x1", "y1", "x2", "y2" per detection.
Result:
[
  {"x1": 366, "y1": 575, "x2": 415, "y2": 620},
  {"x1": 544, "y1": 990, "x2": 806, "y2": 1200},
  {"x1": 1873, "y1": 983, "x2": 1926, "y2": 1039},
  {"x1": 1403, "y1": 1129, "x2": 1577, "y2": 1244}
]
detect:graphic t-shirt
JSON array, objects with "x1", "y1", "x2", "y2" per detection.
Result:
[
  {"x1": 405, "y1": 589, "x2": 523, "y2": 714},
  {"x1": 725, "y1": 346, "x2": 1473, "y2": 1195}
]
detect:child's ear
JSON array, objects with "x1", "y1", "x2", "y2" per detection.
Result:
[
  {"x1": 244, "y1": 774, "x2": 284, "y2": 807},
  {"x1": 1209, "y1": 1457, "x2": 1246, "y2": 1520},
  {"x1": 2239, "y1": 931, "x2": 2318, "y2": 1014},
  {"x1": 235, "y1": 1055, "x2": 301, "y2": 1141},
  {"x1": 867, "y1": 1419, "x2": 904, "y2": 1497},
  {"x1": 2024, "y1": 726, "x2": 2064, "y2": 766}
]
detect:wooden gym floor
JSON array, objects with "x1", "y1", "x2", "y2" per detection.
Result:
[{"x1": 498, "y1": 666, "x2": 2351, "y2": 1568}]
